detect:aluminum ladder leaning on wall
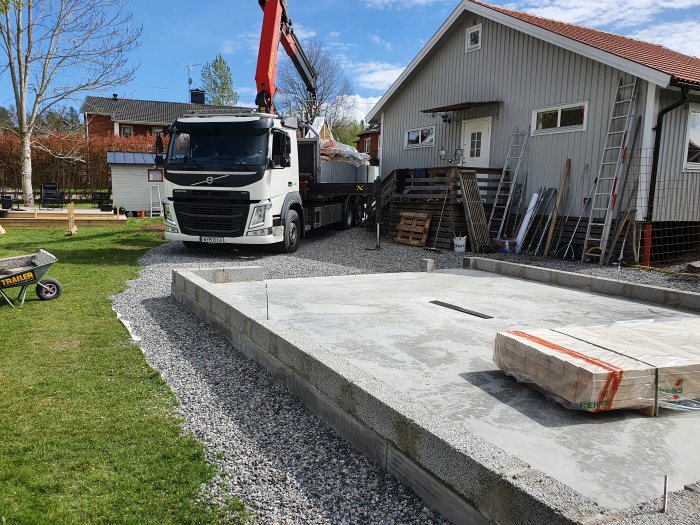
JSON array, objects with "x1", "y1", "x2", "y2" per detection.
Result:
[
  {"x1": 149, "y1": 185, "x2": 163, "y2": 217},
  {"x1": 487, "y1": 126, "x2": 530, "y2": 240},
  {"x1": 582, "y1": 77, "x2": 638, "y2": 263}
]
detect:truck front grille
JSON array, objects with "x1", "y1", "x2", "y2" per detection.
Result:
[{"x1": 174, "y1": 202, "x2": 249, "y2": 237}]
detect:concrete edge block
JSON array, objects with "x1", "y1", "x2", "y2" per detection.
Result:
[{"x1": 467, "y1": 257, "x2": 700, "y2": 313}]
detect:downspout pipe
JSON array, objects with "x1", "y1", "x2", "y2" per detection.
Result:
[{"x1": 642, "y1": 84, "x2": 689, "y2": 265}]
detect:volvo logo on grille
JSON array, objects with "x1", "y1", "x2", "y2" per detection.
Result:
[{"x1": 206, "y1": 176, "x2": 214, "y2": 185}]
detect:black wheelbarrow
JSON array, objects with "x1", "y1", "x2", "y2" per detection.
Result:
[{"x1": 0, "y1": 249, "x2": 62, "y2": 308}]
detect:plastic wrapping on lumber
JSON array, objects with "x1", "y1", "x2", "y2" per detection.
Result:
[
  {"x1": 493, "y1": 318, "x2": 700, "y2": 413},
  {"x1": 320, "y1": 138, "x2": 370, "y2": 167}
]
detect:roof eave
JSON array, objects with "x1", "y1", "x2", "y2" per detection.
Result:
[
  {"x1": 366, "y1": 0, "x2": 674, "y2": 123},
  {"x1": 470, "y1": 2, "x2": 672, "y2": 87}
]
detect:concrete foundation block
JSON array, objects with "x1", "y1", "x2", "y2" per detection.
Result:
[{"x1": 421, "y1": 258, "x2": 436, "y2": 272}]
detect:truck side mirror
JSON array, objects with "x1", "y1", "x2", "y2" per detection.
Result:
[
  {"x1": 155, "y1": 154, "x2": 164, "y2": 166},
  {"x1": 155, "y1": 133, "x2": 163, "y2": 154}
]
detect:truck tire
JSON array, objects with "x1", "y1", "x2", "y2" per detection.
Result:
[
  {"x1": 336, "y1": 196, "x2": 354, "y2": 230},
  {"x1": 354, "y1": 196, "x2": 367, "y2": 226},
  {"x1": 281, "y1": 209, "x2": 300, "y2": 253}
]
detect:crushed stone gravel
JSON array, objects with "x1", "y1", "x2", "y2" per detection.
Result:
[{"x1": 112, "y1": 227, "x2": 699, "y2": 524}]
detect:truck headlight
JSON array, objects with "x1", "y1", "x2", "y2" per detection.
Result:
[
  {"x1": 163, "y1": 202, "x2": 174, "y2": 223},
  {"x1": 249, "y1": 203, "x2": 271, "y2": 229}
]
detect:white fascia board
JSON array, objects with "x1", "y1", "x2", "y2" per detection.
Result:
[
  {"x1": 366, "y1": 1, "x2": 466, "y2": 123},
  {"x1": 366, "y1": 0, "x2": 672, "y2": 123}
]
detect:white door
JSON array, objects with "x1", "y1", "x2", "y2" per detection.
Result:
[{"x1": 461, "y1": 117, "x2": 492, "y2": 168}]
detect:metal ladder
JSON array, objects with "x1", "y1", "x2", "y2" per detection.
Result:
[
  {"x1": 487, "y1": 126, "x2": 530, "y2": 239},
  {"x1": 149, "y1": 185, "x2": 163, "y2": 217},
  {"x1": 582, "y1": 77, "x2": 638, "y2": 263}
]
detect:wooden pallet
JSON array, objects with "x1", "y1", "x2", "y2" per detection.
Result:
[{"x1": 395, "y1": 211, "x2": 432, "y2": 247}]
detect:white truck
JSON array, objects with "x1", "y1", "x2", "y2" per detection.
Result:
[{"x1": 156, "y1": 112, "x2": 378, "y2": 252}]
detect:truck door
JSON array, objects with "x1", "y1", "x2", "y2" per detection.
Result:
[{"x1": 270, "y1": 129, "x2": 297, "y2": 205}]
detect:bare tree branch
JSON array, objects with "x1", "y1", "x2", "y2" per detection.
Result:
[
  {"x1": 0, "y1": 0, "x2": 141, "y2": 205},
  {"x1": 276, "y1": 37, "x2": 355, "y2": 125}
]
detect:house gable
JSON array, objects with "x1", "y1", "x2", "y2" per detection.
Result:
[{"x1": 367, "y1": 0, "x2": 700, "y2": 123}]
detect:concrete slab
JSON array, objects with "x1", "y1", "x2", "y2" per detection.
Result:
[{"x1": 174, "y1": 266, "x2": 700, "y2": 523}]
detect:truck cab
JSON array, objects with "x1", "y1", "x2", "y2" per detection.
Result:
[{"x1": 159, "y1": 112, "x2": 306, "y2": 252}]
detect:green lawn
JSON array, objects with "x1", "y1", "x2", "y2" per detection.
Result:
[{"x1": 0, "y1": 221, "x2": 249, "y2": 524}]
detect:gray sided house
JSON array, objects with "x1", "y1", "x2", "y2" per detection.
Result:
[
  {"x1": 107, "y1": 152, "x2": 163, "y2": 215},
  {"x1": 367, "y1": 0, "x2": 700, "y2": 253}
]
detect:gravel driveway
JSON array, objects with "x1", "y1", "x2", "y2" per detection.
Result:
[{"x1": 112, "y1": 228, "x2": 699, "y2": 524}]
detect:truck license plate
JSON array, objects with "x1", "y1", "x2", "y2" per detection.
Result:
[{"x1": 199, "y1": 236, "x2": 225, "y2": 244}]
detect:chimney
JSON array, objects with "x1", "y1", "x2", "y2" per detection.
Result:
[
  {"x1": 189, "y1": 89, "x2": 205, "y2": 105},
  {"x1": 112, "y1": 94, "x2": 118, "y2": 100}
]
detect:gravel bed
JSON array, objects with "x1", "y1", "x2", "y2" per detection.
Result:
[{"x1": 112, "y1": 227, "x2": 698, "y2": 524}]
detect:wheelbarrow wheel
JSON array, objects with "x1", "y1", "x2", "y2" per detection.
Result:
[{"x1": 36, "y1": 279, "x2": 62, "y2": 301}]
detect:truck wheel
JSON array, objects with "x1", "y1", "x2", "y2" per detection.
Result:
[
  {"x1": 36, "y1": 279, "x2": 62, "y2": 301},
  {"x1": 281, "y1": 209, "x2": 300, "y2": 253},
  {"x1": 336, "y1": 196, "x2": 354, "y2": 230},
  {"x1": 354, "y1": 196, "x2": 367, "y2": 226}
]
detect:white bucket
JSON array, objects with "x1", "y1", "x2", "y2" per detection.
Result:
[{"x1": 453, "y1": 236, "x2": 466, "y2": 253}]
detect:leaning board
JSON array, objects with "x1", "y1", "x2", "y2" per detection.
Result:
[{"x1": 494, "y1": 317, "x2": 700, "y2": 413}]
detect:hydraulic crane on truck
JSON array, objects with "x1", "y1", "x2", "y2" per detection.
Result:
[{"x1": 254, "y1": 0, "x2": 317, "y2": 115}]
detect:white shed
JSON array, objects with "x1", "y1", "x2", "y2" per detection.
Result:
[{"x1": 107, "y1": 151, "x2": 164, "y2": 215}]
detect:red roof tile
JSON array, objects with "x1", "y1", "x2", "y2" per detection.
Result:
[{"x1": 476, "y1": 1, "x2": 700, "y2": 86}]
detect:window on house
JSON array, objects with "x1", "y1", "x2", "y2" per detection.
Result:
[
  {"x1": 364, "y1": 137, "x2": 372, "y2": 153},
  {"x1": 532, "y1": 101, "x2": 588, "y2": 135},
  {"x1": 685, "y1": 103, "x2": 700, "y2": 170},
  {"x1": 148, "y1": 169, "x2": 163, "y2": 182},
  {"x1": 465, "y1": 24, "x2": 482, "y2": 52},
  {"x1": 121, "y1": 125, "x2": 133, "y2": 137},
  {"x1": 405, "y1": 126, "x2": 435, "y2": 149}
]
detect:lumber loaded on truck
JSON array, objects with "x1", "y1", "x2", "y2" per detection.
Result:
[
  {"x1": 156, "y1": 113, "x2": 378, "y2": 252},
  {"x1": 155, "y1": 0, "x2": 378, "y2": 252}
]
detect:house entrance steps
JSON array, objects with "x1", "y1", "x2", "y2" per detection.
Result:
[
  {"x1": 487, "y1": 125, "x2": 530, "y2": 240},
  {"x1": 582, "y1": 76, "x2": 638, "y2": 263}
]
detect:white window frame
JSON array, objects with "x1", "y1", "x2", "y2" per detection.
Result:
[
  {"x1": 531, "y1": 101, "x2": 589, "y2": 136},
  {"x1": 684, "y1": 103, "x2": 700, "y2": 171},
  {"x1": 364, "y1": 137, "x2": 372, "y2": 153},
  {"x1": 465, "y1": 24, "x2": 482, "y2": 53},
  {"x1": 121, "y1": 125, "x2": 133, "y2": 137},
  {"x1": 404, "y1": 126, "x2": 435, "y2": 150}
]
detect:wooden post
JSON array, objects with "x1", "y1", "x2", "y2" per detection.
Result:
[
  {"x1": 544, "y1": 159, "x2": 571, "y2": 257},
  {"x1": 66, "y1": 202, "x2": 78, "y2": 235}
]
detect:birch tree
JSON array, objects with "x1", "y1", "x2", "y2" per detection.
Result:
[
  {"x1": 200, "y1": 54, "x2": 238, "y2": 106},
  {"x1": 0, "y1": 0, "x2": 140, "y2": 205}
]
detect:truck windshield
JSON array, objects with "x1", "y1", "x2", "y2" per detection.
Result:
[{"x1": 167, "y1": 127, "x2": 269, "y2": 168}]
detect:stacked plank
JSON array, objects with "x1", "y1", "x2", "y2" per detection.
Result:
[
  {"x1": 494, "y1": 318, "x2": 700, "y2": 414},
  {"x1": 457, "y1": 170, "x2": 491, "y2": 252},
  {"x1": 395, "y1": 211, "x2": 431, "y2": 247}
]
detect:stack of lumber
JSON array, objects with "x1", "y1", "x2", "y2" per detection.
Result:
[
  {"x1": 494, "y1": 318, "x2": 700, "y2": 414},
  {"x1": 381, "y1": 167, "x2": 503, "y2": 250}
]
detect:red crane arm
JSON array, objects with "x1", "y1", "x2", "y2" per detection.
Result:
[{"x1": 255, "y1": 0, "x2": 317, "y2": 113}]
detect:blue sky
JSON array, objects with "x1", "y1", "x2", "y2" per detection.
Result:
[{"x1": 1, "y1": 0, "x2": 699, "y2": 121}]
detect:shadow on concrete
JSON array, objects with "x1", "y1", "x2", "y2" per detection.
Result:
[{"x1": 459, "y1": 369, "x2": 638, "y2": 428}]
